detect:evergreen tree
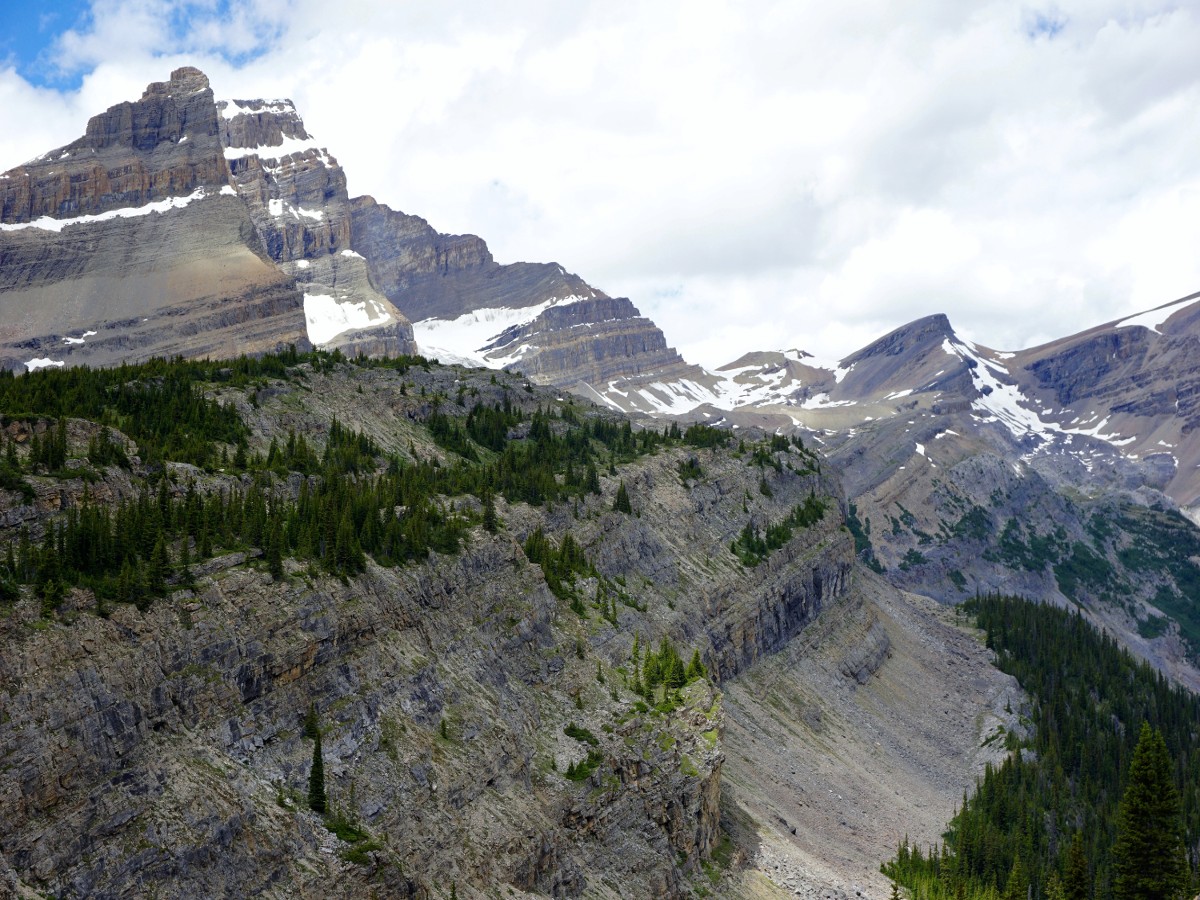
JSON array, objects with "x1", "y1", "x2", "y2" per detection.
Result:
[
  {"x1": 1003, "y1": 855, "x2": 1029, "y2": 900},
  {"x1": 266, "y1": 520, "x2": 284, "y2": 580},
  {"x1": 178, "y1": 535, "x2": 194, "y2": 587},
  {"x1": 1112, "y1": 723, "x2": 1187, "y2": 900},
  {"x1": 612, "y1": 481, "x2": 632, "y2": 514},
  {"x1": 303, "y1": 702, "x2": 319, "y2": 740},
  {"x1": 1062, "y1": 833, "x2": 1090, "y2": 900},
  {"x1": 148, "y1": 535, "x2": 169, "y2": 595},
  {"x1": 482, "y1": 491, "x2": 498, "y2": 533},
  {"x1": 308, "y1": 730, "x2": 327, "y2": 814}
]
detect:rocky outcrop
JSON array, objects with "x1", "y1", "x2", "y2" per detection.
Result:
[
  {"x1": 484, "y1": 297, "x2": 692, "y2": 384},
  {"x1": 217, "y1": 98, "x2": 415, "y2": 357},
  {"x1": 0, "y1": 68, "x2": 425, "y2": 369},
  {"x1": 347, "y1": 197, "x2": 714, "y2": 406},
  {"x1": 833, "y1": 313, "x2": 975, "y2": 402},
  {"x1": 0, "y1": 197, "x2": 309, "y2": 370},
  {"x1": 0, "y1": 65, "x2": 705, "y2": 399}
]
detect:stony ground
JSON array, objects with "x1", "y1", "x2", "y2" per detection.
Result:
[{"x1": 714, "y1": 571, "x2": 1024, "y2": 899}]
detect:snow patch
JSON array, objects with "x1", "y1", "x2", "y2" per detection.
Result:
[
  {"x1": 224, "y1": 135, "x2": 323, "y2": 160},
  {"x1": 340, "y1": 249, "x2": 365, "y2": 259},
  {"x1": 25, "y1": 357, "x2": 64, "y2": 372},
  {"x1": 413, "y1": 296, "x2": 592, "y2": 367},
  {"x1": 295, "y1": 259, "x2": 310, "y2": 269},
  {"x1": 0, "y1": 187, "x2": 224, "y2": 232},
  {"x1": 800, "y1": 393, "x2": 857, "y2": 409},
  {"x1": 304, "y1": 293, "x2": 390, "y2": 345},
  {"x1": 1115, "y1": 294, "x2": 1198, "y2": 333},
  {"x1": 267, "y1": 198, "x2": 324, "y2": 221},
  {"x1": 220, "y1": 99, "x2": 296, "y2": 120},
  {"x1": 942, "y1": 336, "x2": 1142, "y2": 451},
  {"x1": 942, "y1": 337, "x2": 1059, "y2": 438},
  {"x1": 634, "y1": 379, "x2": 726, "y2": 415}
]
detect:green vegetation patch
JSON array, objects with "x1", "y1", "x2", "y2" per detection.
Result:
[
  {"x1": 731, "y1": 493, "x2": 827, "y2": 567},
  {"x1": 885, "y1": 595, "x2": 1200, "y2": 899}
]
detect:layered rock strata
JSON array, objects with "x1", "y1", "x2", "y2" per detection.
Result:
[{"x1": 0, "y1": 67, "x2": 423, "y2": 369}]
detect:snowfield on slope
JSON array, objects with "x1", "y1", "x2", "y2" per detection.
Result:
[{"x1": 412, "y1": 296, "x2": 591, "y2": 368}]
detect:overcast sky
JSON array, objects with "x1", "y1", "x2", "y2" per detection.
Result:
[{"x1": 2, "y1": 1, "x2": 1198, "y2": 367}]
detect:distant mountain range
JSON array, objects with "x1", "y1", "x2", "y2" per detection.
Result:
[
  {"x1": 4, "y1": 68, "x2": 1198, "y2": 509},
  {"x1": 6, "y1": 71, "x2": 1200, "y2": 668}
]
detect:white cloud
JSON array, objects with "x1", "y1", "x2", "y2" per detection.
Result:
[{"x1": 1, "y1": 0, "x2": 1199, "y2": 369}]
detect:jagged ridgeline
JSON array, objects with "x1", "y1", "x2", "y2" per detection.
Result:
[
  {"x1": 0, "y1": 348, "x2": 852, "y2": 897},
  {"x1": 885, "y1": 595, "x2": 1200, "y2": 900}
]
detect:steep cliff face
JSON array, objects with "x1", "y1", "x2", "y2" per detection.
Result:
[
  {"x1": 0, "y1": 65, "x2": 716, "y2": 394},
  {"x1": 672, "y1": 295, "x2": 1200, "y2": 691},
  {"x1": 716, "y1": 574, "x2": 1023, "y2": 899},
  {"x1": 0, "y1": 68, "x2": 311, "y2": 368},
  {"x1": 1010, "y1": 289, "x2": 1200, "y2": 506},
  {"x1": 0, "y1": 358, "x2": 852, "y2": 898},
  {"x1": 348, "y1": 198, "x2": 581, "y2": 323},
  {"x1": 0, "y1": 67, "x2": 224, "y2": 222},
  {"x1": 218, "y1": 100, "x2": 415, "y2": 358}
]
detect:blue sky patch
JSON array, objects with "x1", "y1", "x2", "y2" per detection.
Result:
[
  {"x1": 0, "y1": 0, "x2": 92, "y2": 87},
  {"x1": 1024, "y1": 10, "x2": 1067, "y2": 40}
]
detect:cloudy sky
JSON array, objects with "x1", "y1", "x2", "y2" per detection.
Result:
[{"x1": 2, "y1": 1, "x2": 1198, "y2": 367}]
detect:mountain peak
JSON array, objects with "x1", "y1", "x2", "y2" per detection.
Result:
[
  {"x1": 166, "y1": 66, "x2": 210, "y2": 91},
  {"x1": 842, "y1": 313, "x2": 957, "y2": 366}
]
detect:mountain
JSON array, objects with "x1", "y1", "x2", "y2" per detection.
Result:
[
  {"x1": 0, "y1": 68, "x2": 716, "y2": 412},
  {"x1": 673, "y1": 295, "x2": 1200, "y2": 690},
  {"x1": 700, "y1": 293, "x2": 1200, "y2": 509},
  {"x1": 0, "y1": 67, "x2": 313, "y2": 369},
  {"x1": 0, "y1": 351, "x2": 1021, "y2": 899},
  {"x1": 3, "y1": 65, "x2": 1200, "y2": 897},
  {"x1": 348, "y1": 196, "x2": 724, "y2": 408}
]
